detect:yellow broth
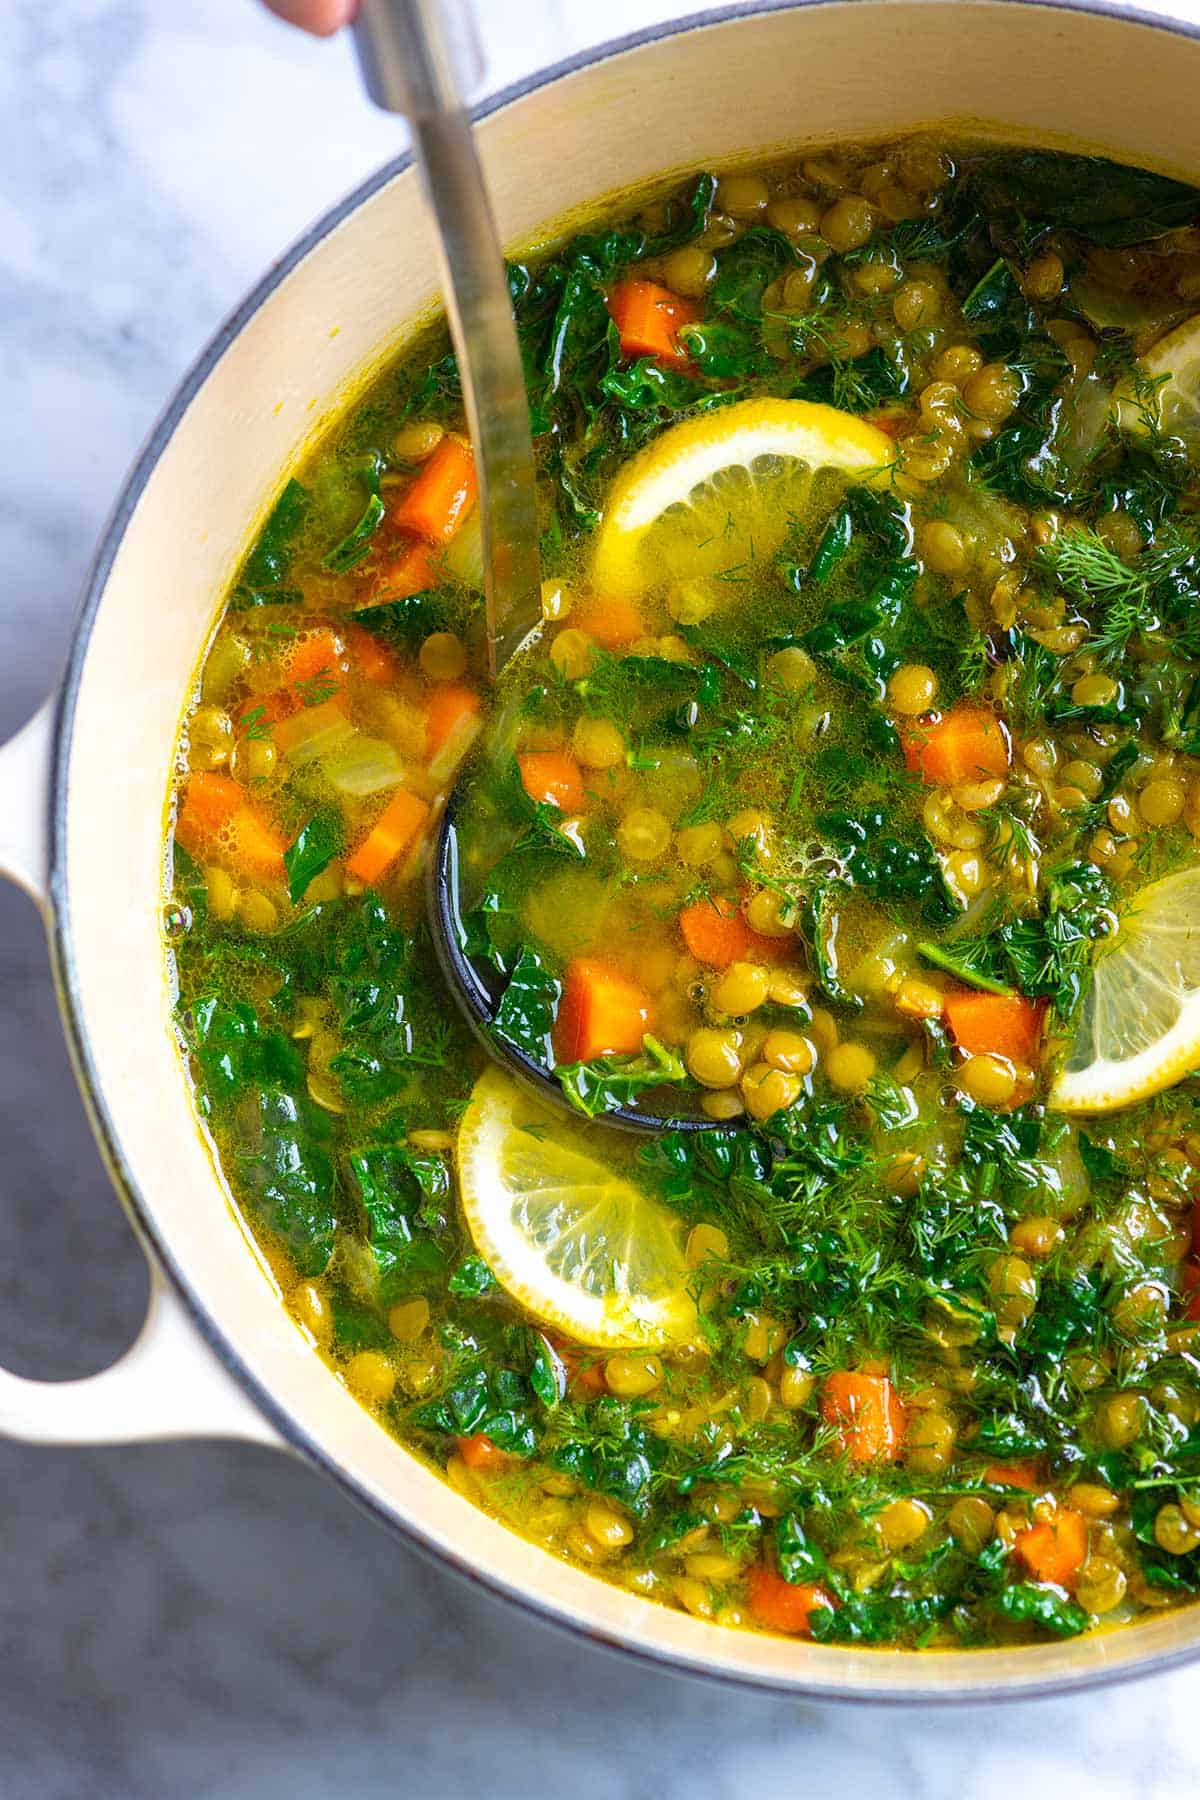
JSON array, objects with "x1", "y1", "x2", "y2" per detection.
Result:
[{"x1": 167, "y1": 139, "x2": 1200, "y2": 1648}]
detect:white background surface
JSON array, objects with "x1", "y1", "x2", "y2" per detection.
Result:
[{"x1": 4, "y1": 1, "x2": 1200, "y2": 1793}]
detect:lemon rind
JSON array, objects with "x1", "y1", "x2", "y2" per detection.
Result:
[
  {"x1": 456, "y1": 1069, "x2": 694, "y2": 1349},
  {"x1": 1050, "y1": 1001, "x2": 1200, "y2": 1113},
  {"x1": 1115, "y1": 311, "x2": 1200, "y2": 436},
  {"x1": 590, "y1": 397, "x2": 896, "y2": 594},
  {"x1": 1048, "y1": 869, "x2": 1200, "y2": 1113}
]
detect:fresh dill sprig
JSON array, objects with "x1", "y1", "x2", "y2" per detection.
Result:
[
  {"x1": 247, "y1": 620, "x2": 299, "y2": 663},
  {"x1": 1003, "y1": 634, "x2": 1060, "y2": 732},
  {"x1": 981, "y1": 798, "x2": 1040, "y2": 865},
  {"x1": 830, "y1": 357, "x2": 883, "y2": 413},
  {"x1": 1034, "y1": 523, "x2": 1199, "y2": 663},
  {"x1": 956, "y1": 629, "x2": 992, "y2": 696},
  {"x1": 238, "y1": 703, "x2": 273, "y2": 744},
  {"x1": 658, "y1": 1413, "x2": 852, "y2": 1499},
  {"x1": 840, "y1": 213, "x2": 972, "y2": 268},
  {"x1": 1090, "y1": 332, "x2": 1141, "y2": 384},
  {"x1": 295, "y1": 665, "x2": 340, "y2": 708}
]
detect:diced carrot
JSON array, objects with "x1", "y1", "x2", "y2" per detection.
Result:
[
  {"x1": 456, "y1": 1433, "x2": 506, "y2": 1471},
  {"x1": 242, "y1": 630, "x2": 347, "y2": 738},
  {"x1": 899, "y1": 703, "x2": 1012, "y2": 786},
  {"x1": 390, "y1": 437, "x2": 477, "y2": 545},
  {"x1": 175, "y1": 774, "x2": 285, "y2": 882},
  {"x1": 679, "y1": 897, "x2": 746, "y2": 966},
  {"x1": 1186, "y1": 1245, "x2": 1200, "y2": 1317},
  {"x1": 429, "y1": 719, "x2": 483, "y2": 790},
  {"x1": 943, "y1": 989, "x2": 1046, "y2": 1065},
  {"x1": 677, "y1": 896, "x2": 780, "y2": 968},
  {"x1": 425, "y1": 683, "x2": 482, "y2": 759},
  {"x1": 863, "y1": 408, "x2": 914, "y2": 439},
  {"x1": 552, "y1": 1338, "x2": 608, "y2": 1397},
  {"x1": 366, "y1": 535, "x2": 439, "y2": 602},
  {"x1": 345, "y1": 786, "x2": 431, "y2": 887},
  {"x1": 425, "y1": 683, "x2": 483, "y2": 788},
  {"x1": 226, "y1": 807, "x2": 287, "y2": 881},
  {"x1": 273, "y1": 696, "x2": 351, "y2": 760},
  {"x1": 1015, "y1": 1508, "x2": 1088, "y2": 1589},
  {"x1": 571, "y1": 593, "x2": 646, "y2": 650},
  {"x1": 747, "y1": 1565, "x2": 836, "y2": 1636},
  {"x1": 285, "y1": 627, "x2": 346, "y2": 698},
  {"x1": 984, "y1": 1459, "x2": 1044, "y2": 1492},
  {"x1": 820, "y1": 1370, "x2": 907, "y2": 1463},
  {"x1": 518, "y1": 749, "x2": 586, "y2": 812},
  {"x1": 345, "y1": 622, "x2": 399, "y2": 687},
  {"x1": 554, "y1": 957, "x2": 654, "y2": 1064},
  {"x1": 608, "y1": 278, "x2": 701, "y2": 367},
  {"x1": 175, "y1": 771, "x2": 242, "y2": 841},
  {"x1": 573, "y1": 1360, "x2": 608, "y2": 1398},
  {"x1": 238, "y1": 689, "x2": 293, "y2": 733}
]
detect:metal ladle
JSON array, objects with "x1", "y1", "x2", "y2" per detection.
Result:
[
  {"x1": 354, "y1": 0, "x2": 705, "y2": 1130},
  {"x1": 354, "y1": 0, "x2": 541, "y2": 672}
]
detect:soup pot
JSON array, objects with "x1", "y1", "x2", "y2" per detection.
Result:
[{"x1": 7, "y1": 0, "x2": 1200, "y2": 1703}]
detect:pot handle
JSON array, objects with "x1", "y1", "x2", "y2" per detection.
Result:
[
  {"x1": 0, "y1": 699, "x2": 55, "y2": 905},
  {"x1": 0, "y1": 701, "x2": 284, "y2": 1449},
  {"x1": 0, "y1": 1266, "x2": 284, "y2": 1447}
]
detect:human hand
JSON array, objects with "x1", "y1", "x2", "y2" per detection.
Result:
[{"x1": 263, "y1": 0, "x2": 357, "y2": 33}]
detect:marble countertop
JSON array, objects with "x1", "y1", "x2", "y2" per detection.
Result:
[{"x1": 5, "y1": 1, "x2": 1200, "y2": 1793}]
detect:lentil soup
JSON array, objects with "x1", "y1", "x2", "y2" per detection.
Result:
[{"x1": 167, "y1": 140, "x2": 1200, "y2": 1649}]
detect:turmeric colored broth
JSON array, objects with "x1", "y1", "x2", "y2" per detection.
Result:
[{"x1": 167, "y1": 139, "x2": 1200, "y2": 1647}]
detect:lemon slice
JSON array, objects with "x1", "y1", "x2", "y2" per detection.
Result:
[
  {"x1": 456, "y1": 1067, "x2": 696, "y2": 1347},
  {"x1": 590, "y1": 397, "x2": 897, "y2": 595},
  {"x1": 1050, "y1": 867, "x2": 1200, "y2": 1114},
  {"x1": 1114, "y1": 313, "x2": 1200, "y2": 443}
]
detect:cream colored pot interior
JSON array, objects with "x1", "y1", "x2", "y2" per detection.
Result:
[{"x1": 59, "y1": 0, "x2": 1200, "y2": 1696}]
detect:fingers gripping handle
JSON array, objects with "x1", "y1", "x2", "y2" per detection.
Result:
[{"x1": 0, "y1": 703, "x2": 282, "y2": 1448}]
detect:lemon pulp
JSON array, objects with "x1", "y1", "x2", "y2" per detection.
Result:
[
  {"x1": 1115, "y1": 312, "x2": 1200, "y2": 444},
  {"x1": 1050, "y1": 867, "x2": 1200, "y2": 1113},
  {"x1": 590, "y1": 396, "x2": 897, "y2": 595},
  {"x1": 456, "y1": 1067, "x2": 696, "y2": 1348}
]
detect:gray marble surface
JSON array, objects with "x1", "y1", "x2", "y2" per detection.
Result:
[{"x1": 5, "y1": 1, "x2": 1200, "y2": 1794}]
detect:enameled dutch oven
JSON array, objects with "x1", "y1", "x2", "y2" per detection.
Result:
[{"x1": 8, "y1": 0, "x2": 1200, "y2": 1703}]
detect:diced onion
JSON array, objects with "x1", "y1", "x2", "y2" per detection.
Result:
[
  {"x1": 1058, "y1": 372, "x2": 1114, "y2": 482},
  {"x1": 846, "y1": 928, "x2": 913, "y2": 998},
  {"x1": 427, "y1": 711, "x2": 482, "y2": 788},
  {"x1": 324, "y1": 734, "x2": 405, "y2": 796},
  {"x1": 277, "y1": 706, "x2": 356, "y2": 766},
  {"x1": 442, "y1": 510, "x2": 484, "y2": 590},
  {"x1": 1071, "y1": 277, "x2": 1184, "y2": 337}
]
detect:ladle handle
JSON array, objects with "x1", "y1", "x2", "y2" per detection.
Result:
[
  {"x1": 352, "y1": 0, "x2": 543, "y2": 678},
  {"x1": 353, "y1": 0, "x2": 483, "y2": 115}
]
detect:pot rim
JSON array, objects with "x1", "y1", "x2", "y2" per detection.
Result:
[{"x1": 46, "y1": 0, "x2": 1200, "y2": 1703}]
